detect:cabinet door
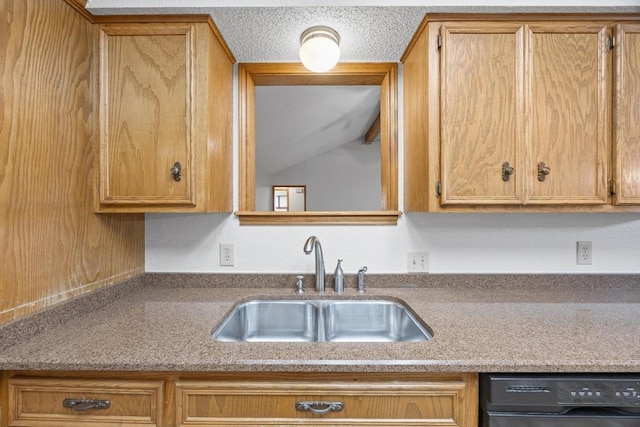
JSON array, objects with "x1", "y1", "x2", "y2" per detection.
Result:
[
  {"x1": 440, "y1": 23, "x2": 526, "y2": 205},
  {"x1": 97, "y1": 24, "x2": 196, "y2": 208},
  {"x1": 526, "y1": 23, "x2": 610, "y2": 205},
  {"x1": 613, "y1": 24, "x2": 640, "y2": 204}
]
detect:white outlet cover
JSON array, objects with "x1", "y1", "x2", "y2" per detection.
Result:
[
  {"x1": 220, "y1": 243, "x2": 234, "y2": 267},
  {"x1": 408, "y1": 252, "x2": 429, "y2": 273},
  {"x1": 576, "y1": 241, "x2": 592, "y2": 265}
]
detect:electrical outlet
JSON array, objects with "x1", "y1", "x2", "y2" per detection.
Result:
[
  {"x1": 576, "y1": 241, "x2": 592, "y2": 265},
  {"x1": 220, "y1": 243, "x2": 234, "y2": 266},
  {"x1": 408, "y1": 252, "x2": 429, "y2": 273}
]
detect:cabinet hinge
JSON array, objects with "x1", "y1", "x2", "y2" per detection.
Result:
[
  {"x1": 436, "y1": 34, "x2": 442, "y2": 52},
  {"x1": 607, "y1": 36, "x2": 616, "y2": 50},
  {"x1": 608, "y1": 179, "x2": 616, "y2": 197},
  {"x1": 435, "y1": 180, "x2": 442, "y2": 198}
]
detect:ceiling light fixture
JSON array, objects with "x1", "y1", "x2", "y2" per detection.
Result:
[{"x1": 299, "y1": 26, "x2": 340, "y2": 73}]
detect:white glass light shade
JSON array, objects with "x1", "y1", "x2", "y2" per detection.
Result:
[{"x1": 299, "y1": 26, "x2": 340, "y2": 73}]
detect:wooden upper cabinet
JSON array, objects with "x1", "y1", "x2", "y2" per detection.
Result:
[
  {"x1": 440, "y1": 22, "x2": 609, "y2": 207},
  {"x1": 614, "y1": 24, "x2": 640, "y2": 204},
  {"x1": 401, "y1": 15, "x2": 639, "y2": 212},
  {"x1": 440, "y1": 23, "x2": 525, "y2": 205},
  {"x1": 100, "y1": 26, "x2": 193, "y2": 207},
  {"x1": 526, "y1": 23, "x2": 610, "y2": 205},
  {"x1": 94, "y1": 20, "x2": 234, "y2": 213}
]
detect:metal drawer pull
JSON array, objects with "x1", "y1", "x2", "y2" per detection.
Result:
[
  {"x1": 296, "y1": 400, "x2": 344, "y2": 415},
  {"x1": 63, "y1": 398, "x2": 110, "y2": 411}
]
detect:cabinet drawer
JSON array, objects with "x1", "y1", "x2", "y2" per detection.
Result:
[
  {"x1": 8, "y1": 377, "x2": 164, "y2": 426},
  {"x1": 176, "y1": 378, "x2": 471, "y2": 426}
]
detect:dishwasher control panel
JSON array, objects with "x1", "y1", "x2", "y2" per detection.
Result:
[
  {"x1": 558, "y1": 380, "x2": 640, "y2": 405},
  {"x1": 481, "y1": 374, "x2": 640, "y2": 427},
  {"x1": 484, "y1": 374, "x2": 640, "y2": 408}
]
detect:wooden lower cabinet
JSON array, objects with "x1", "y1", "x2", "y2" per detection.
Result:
[
  {"x1": 1, "y1": 372, "x2": 478, "y2": 427},
  {"x1": 175, "y1": 373, "x2": 478, "y2": 427},
  {"x1": 6, "y1": 377, "x2": 164, "y2": 427}
]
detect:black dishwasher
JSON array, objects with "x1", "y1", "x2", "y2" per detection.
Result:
[{"x1": 480, "y1": 374, "x2": 640, "y2": 427}]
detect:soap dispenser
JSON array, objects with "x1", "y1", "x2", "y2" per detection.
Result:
[{"x1": 334, "y1": 259, "x2": 344, "y2": 294}]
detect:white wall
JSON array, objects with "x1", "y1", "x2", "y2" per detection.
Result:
[
  {"x1": 256, "y1": 139, "x2": 380, "y2": 211},
  {"x1": 145, "y1": 212, "x2": 640, "y2": 274},
  {"x1": 271, "y1": 139, "x2": 381, "y2": 211},
  {"x1": 255, "y1": 163, "x2": 272, "y2": 211},
  {"x1": 145, "y1": 66, "x2": 640, "y2": 275},
  {"x1": 287, "y1": 187, "x2": 306, "y2": 211}
]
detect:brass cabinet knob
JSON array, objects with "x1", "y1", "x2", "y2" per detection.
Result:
[
  {"x1": 502, "y1": 162, "x2": 515, "y2": 181},
  {"x1": 537, "y1": 162, "x2": 551, "y2": 181},
  {"x1": 170, "y1": 162, "x2": 182, "y2": 182}
]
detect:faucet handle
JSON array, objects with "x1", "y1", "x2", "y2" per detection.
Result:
[
  {"x1": 295, "y1": 275, "x2": 305, "y2": 294},
  {"x1": 357, "y1": 266, "x2": 368, "y2": 294}
]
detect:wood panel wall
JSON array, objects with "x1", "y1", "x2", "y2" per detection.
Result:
[{"x1": 0, "y1": 0, "x2": 145, "y2": 325}]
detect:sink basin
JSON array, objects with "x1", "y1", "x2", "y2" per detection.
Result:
[
  {"x1": 322, "y1": 300, "x2": 431, "y2": 342},
  {"x1": 212, "y1": 300, "x2": 318, "y2": 342},
  {"x1": 212, "y1": 299, "x2": 432, "y2": 343}
]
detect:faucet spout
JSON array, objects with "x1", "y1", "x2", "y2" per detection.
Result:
[
  {"x1": 357, "y1": 266, "x2": 368, "y2": 294},
  {"x1": 303, "y1": 236, "x2": 325, "y2": 292}
]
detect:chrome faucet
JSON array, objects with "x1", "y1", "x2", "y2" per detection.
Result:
[
  {"x1": 303, "y1": 236, "x2": 325, "y2": 292},
  {"x1": 357, "y1": 266, "x2": 368, "y2": 294}
]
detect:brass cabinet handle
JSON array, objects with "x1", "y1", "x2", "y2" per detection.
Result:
[
  {"x1": 63, "y1": 398, "x2": 110, "y2": 411},
  {"x1": 502, "y1": 162, "x2": 515, "y2": 181},
  {"x1": 170, "y1": 162, "x2": 182, "y2": 181},
  {"x1": 296, "y1": 400, "x2": 344, "y2": 415},
  {"x1": 537, "y1": 162, "x2": 551, "y2": 181}
]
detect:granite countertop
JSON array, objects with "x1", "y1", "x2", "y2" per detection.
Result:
[{"x1": 1, "y1": 273, "x2": 640, "y2": 373}]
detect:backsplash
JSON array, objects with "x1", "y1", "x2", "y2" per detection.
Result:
[{"x1": 145, "y1": 212, "x2": 640, "y2": 274}]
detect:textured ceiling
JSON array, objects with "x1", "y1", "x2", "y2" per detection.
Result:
[
  {"x1": 209, "y1": 7, "x2": 427, "y2": 62},
  {"x1": 86, "y1": 3, "x2": 640, "y2": 62},
  {"x1": 89, "y1": 6, "x2": 430, "y2": 62}
]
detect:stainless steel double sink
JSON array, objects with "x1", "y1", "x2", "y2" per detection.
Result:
[{"x1": 212, "y1": 299, "x2": 433, "y2": 343}]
